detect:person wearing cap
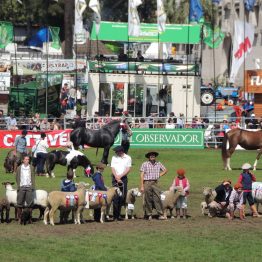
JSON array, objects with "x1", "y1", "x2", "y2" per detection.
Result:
[
  {"x1": 13, "y1": 129, "x2": 28, "y2": 172},
  {"x1": 169, "y1": 169, "x2": 190, "y2": 219},
  {"x1": 208, "y1": 179, "x2": 232, "y2": 218},
  {"x1": 35, "y1": 133, "x2": 49, "y2": 176},
  {"x1": 246, "y1": 113, "x2": 258, "y2": 129},
  {"x1": 237, "y1": 163, "x2": 261, "y2": 217},
  {"x1": 228, "y1": 183, "x2": 244, "y2": 220},
  {"x1": 140, "y1": 151, "x2": 168, "y2": 220},
  {"x1": 111, "y1": 145, "x2": 132, "y2": 221},
  {"x1": 92, "y1": 163, "x2": 107, "y2": 222}
]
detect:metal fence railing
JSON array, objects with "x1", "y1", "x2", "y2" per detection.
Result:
[{"x1": 1, "y1": 115, "x2": 261, "y2": 149}]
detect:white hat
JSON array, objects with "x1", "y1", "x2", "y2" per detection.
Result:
[
  {"x1": 242, "y1": 163, "x2": 252, "y2": 170},
  {"x1": 251, "y1": 113, "x2": 255, "y2": 117}
]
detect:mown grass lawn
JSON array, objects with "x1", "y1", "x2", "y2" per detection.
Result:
[{"x1": 0, "y1": 147, "x2": 262, "y2": 262}]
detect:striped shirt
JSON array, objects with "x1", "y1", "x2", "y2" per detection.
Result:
[{"x1": 140, "y1": 161, "x2": 166, "y2": 181}]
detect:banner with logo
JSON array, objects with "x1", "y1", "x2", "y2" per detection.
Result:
[
  {"x1": 0, "y1": 130, "x2": 72, "y2": 148},
  {"x1": 89, "y1": 61, "x2": 198, "y2": 74},
  {"x1": 114, "y1": 129, "x2": 204, "y2": 148},
  {"x1": 13, "y1": 59, "x2": 87, "y2": 75},
  {"x1": 90, "y1": 21, "x2": 201, "y2": 44},
  {"x1": 230, "y1": 20, "x2": 254, "y2": 83},
  {"x1": 0, "y1": 129, "x2": 204, "y2": 148}
]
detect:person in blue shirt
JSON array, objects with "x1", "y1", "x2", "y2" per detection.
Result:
[
  {"x1": 60, "y1": 170, "x2": 77, "y2": 223},
  {"x1": 61, "y1": 170, "x2": 77, "y2": 192},
  {"x1": 91, "y1": 163, "x2": 107, "y2": 222}
]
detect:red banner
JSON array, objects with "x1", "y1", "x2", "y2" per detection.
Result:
[{"x1": 0, "y1": 130, "x2": 72, "y2": 148}]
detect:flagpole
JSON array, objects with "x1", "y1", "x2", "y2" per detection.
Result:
[
  {"x1": 243, "y1": 5, "x2": 246, "y2": 101},
  {"x1": 211, "y1": 1, "x2": 217, "y2": 121},
  {"x1": 45, "y1": 0, "x2": 50, "y2": 117},
  {"x1": 11, "y1": 0, "x2": 20, "y2": 116}
]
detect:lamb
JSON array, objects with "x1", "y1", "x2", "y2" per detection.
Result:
[
  {"x1": 44, "y1": 182, "x2": 88, "y2": 226},
  {"x1": 201, "y1": 187, "x2": 217, "y2": 216},
  {"x1": 0, "y1": 197, "x2": 10, "y2": 223},
  {"x1": 84, "y1": 187, "x2": 122, "y2": 223},
  {"x1": 252, "y1": 182, "x2": 262, "y2": 212},
  {"x1": 125, "y1": 188, "x2": 141, "y2": 220},
  {"x1": 161, "y1": 186, "x2": 184, "y2": 219},
  {"x1": 2, "y1": 182, "x2": 48, "y2": 220}
]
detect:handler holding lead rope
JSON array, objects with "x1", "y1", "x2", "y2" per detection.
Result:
[{"x1": 111, "y1": 145, "x2": 132, "y2": 221}]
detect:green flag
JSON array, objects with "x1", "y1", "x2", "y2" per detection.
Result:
[
  {"x1": 203, "y1": 22, "x2": 224, "y2": 49},
  {"x1": 0, "y1": 22, "x2": 13, "y2": 49},
  {"x1": 49, "y1": 27, "x2": 61, "y2": 49}
]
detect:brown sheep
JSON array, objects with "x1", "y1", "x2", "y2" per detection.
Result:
[
  {"x1": 85, "y1": 187, "x2": 122, "y2": 223},
  {"x1": 0, "y1": 197, "x2": 10, "y2": 223},
  {"x1": 44, "y1": 182, "x2": 88, "y2": 226}
]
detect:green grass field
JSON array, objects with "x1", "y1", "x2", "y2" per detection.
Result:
[{"x1": 0, "y1": 147, "x2": 262, "y2": 262}]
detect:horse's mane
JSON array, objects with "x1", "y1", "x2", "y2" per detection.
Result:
[{"x1": 101, "y1": 119, "x2": 121, "y2": 129}]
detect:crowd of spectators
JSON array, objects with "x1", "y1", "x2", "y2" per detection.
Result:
[
  {"x1": 2, "y1": 107, "x2": 262, "y2": 140},
  {"x1": 0, "y1": 111, "x2": 65, "y2": 131}
]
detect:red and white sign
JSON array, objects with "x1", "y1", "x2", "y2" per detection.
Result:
[
  {"x1": 230, "y1": 20, "x2": 254, "y2": 83},
  {"x1": 0, "y1": 130, "x2": 72, "y2": 148}
]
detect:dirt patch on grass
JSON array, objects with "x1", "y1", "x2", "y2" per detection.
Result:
[{"x1": 2, "y1": 213, "x2": 262, "y2": 239}]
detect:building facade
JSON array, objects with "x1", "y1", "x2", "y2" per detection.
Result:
[{"x1": 202, "y1": 0, "x2": 262, "y2": 87}]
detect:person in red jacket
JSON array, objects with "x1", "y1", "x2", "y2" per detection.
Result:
[
  {"x1": 238, "y1": 163, "x2": 261, "y2": 218},
  {"x1": 169, "y1": 169, "x2": 190, "y2": 219}
]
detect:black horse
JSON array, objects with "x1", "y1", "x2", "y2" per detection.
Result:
[
  {"x1": 45, "y1": 150, "x2": 94, "y2": 178},
  {"x1": 70, "y1": 119, "x2": 125, "y2": 164}
]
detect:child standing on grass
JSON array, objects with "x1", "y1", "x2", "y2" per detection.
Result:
[
  {"x1": 91, "y1": 163, "x2": 107, "y2": 222},
  {"x1": 238, "y1": 163, "x2": 261, "y2": 218},
  {"x1": 169, "y1": 169, "x2": 190, "y2": 219}
]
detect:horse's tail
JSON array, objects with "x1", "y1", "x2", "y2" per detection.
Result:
[{"x1": 221, "y1": 131, "x2": 230, "y2": 169}]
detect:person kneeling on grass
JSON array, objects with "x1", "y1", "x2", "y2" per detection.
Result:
[
  {"x1": 169, "y1": 169, "x2": 190, "y2": 219},
  {"x1": 228, "y1": 183, "x2": 244, "y2": 220},
  {"x1": 208, "y1": 179, "x2": 232, "y2": 218}
]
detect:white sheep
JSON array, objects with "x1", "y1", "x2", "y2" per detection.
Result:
[
  {"x1": 125, "y1": 188, "x2": 141, "y2": 220},
  {"x1": 2, "y1": 182, "x2": 48, "y2": 220},
  {"x1": 252, "y1": 182, "x2": 262, "y2": 212},
  {"x1": 44, "y1": 182, "x2": 88, "y2": 226},
  {"x1": 201, "y1": 187, "x2": 217, "y2": 216},
  {"x1": 161, "y1": 186, "x2": 184, "y2": 219},
  {"x1": 84, "y1": 187, "x2": 122, "y2": 223}
]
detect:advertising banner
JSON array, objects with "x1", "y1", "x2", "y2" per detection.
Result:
[
  {"x1": 114, "y1": 129, "x2": 204, "y2": 148},
  {"x1": 89, "y1": 61, "x2": 198, "y2": 74},
  {"x1": 0, "y1": 130, "x2": 71, "y2": 148},
  {"x1": 13, "y1": 59, "x2": 87, "y2": 75},
  {"x1": 91, "y1": 21, "x2": 201, "y2": 44},
  {"x1": 0, "y1": 129, "x2": 204, "y2": 149}
]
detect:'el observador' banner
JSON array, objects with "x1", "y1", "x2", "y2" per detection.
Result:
[
  {"x1": 114, "y1": 129, "x2": 204, "y2": 149},
  {"x1": 0, "y1": 129, "x2": 204, "y2": 149}
]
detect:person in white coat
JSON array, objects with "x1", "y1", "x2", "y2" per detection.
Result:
[{"x1": 35, "y1": 133, "x2": 49, "y2": 176}]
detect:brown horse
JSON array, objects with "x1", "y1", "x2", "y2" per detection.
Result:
[{"x1": 222, "y1": 128, "x2": 262, "y2": 170}]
